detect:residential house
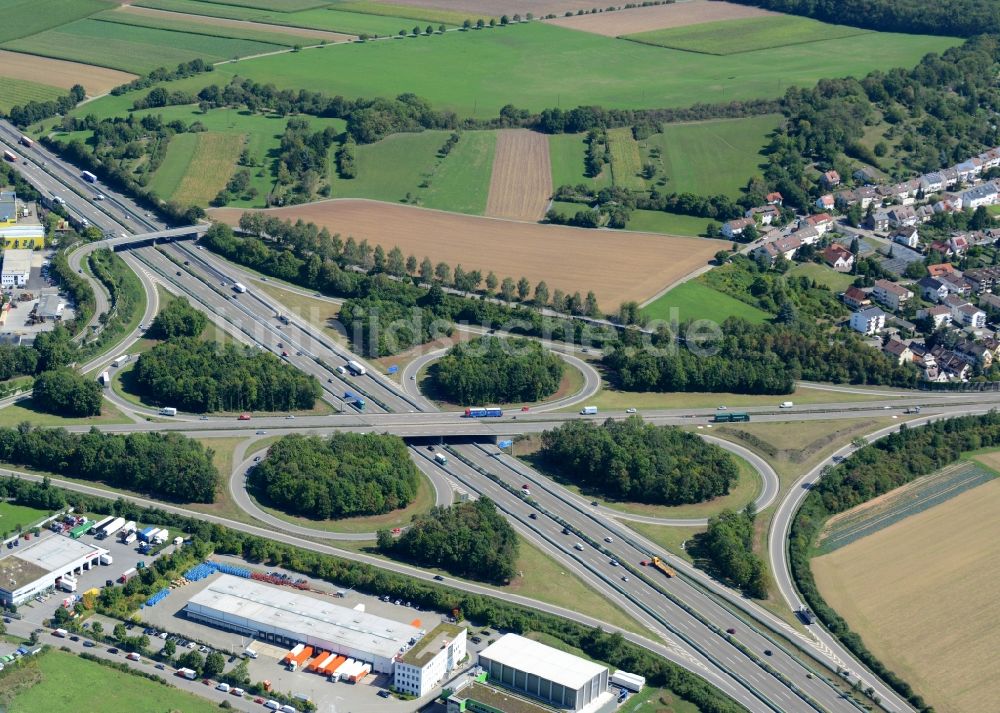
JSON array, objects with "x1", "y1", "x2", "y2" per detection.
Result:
[
  {"x1": 917, "y1": 304, "x2": 952, "y2": 329},
  {"x1": 883, "y1": 338, "x2": 914, "y2": 365},
  {"x1": 821, "y1": 243, "x2": 855, "y2": 272},
  {"x1": 887, "y1": 205, "x2": 917, "y2": 228},
  {"x1": 865, "y1": 210, "x2": 890, "y2": 232},
  {"x1": 842, "y1": 286, "x2": 871, "y2": 310},
  {"x1": 873, "y1": 279, "x2": 913, "y2": 311},
  {"x1": 745, "y1": 205, "x2": 780, "y2": 225},
  {"x1": 929, "y1": 240, "x2": 953, "y2": 257},
  {"x1": 854, "y1": 186, "x2": 880, "y2": 210},
  {"x1": 722, "y1": 217, "x2": 754, "y2": 239},
  {"x1": 933, "y1": 195, "x2": 962, "y2": 214},
  {"x1": 955, "y1": 303, "x2": 987, "y2": 329},
  {"x1": 949, "y1": 234, "x2": 970, "y2": 255},
  {"x1": 891, "y1": 226, "x2": 919, "y2": 249},
  {"x1": 927, "y1": 263, "x2": 957, "y2": 278},
  {"x1": 803, "y1": 212, "x2": 834, "y2": 235},
  {"x1": 955, "y1": 339, "x2": 993, "y2": 368},
  {"x1": 919, "y1": 172, "x2": 944, "y2": 194},
  {"x1": 815, "y1": 194, "x2": 835, "y2": 211},
  {"x1": 849, "y1": 307, "x2": 886, "y2": 335},
  {"x1": 766, "y1": 192, "x2": 783, "y2": 206},
  {"x1": 909, "y1": 342, "x2": 942, "y2": 380},
  {"x1": 938, "y1": 272, "x2": 971, "y2": 297},
  {"x1": 965, "y1": 266, "x2": 1000, "y2": 294},
  {"x1": 918, "y1": 277, "x2": 949, "y2": 303},
  {"x1": 941, "y1": 167, "x2": 959, "y2": 188},
  {"x1": 955, "y1": 160, "x2": 980, "y2": 182},
  {"x1": 755, "y1": 235, "x2": 801, "y2": 264},
  {"x1": 791, "y1": 225, "x2": 820, "y2": 245},
  {"x1": 980, "y1": 292, "x2": 1000, "y2": 312},
  {"x1": 932, "y1": 346, "x2": 972, "y2": 380},
  {"x1": 821, "y1": 169, "x2": 841, "y2": 188},
  {"x1": 916, "y1": 205, "x2": 936, "y2": 223},
  {"x1": 853, "y1": 166, "x2": 879, "y2": 185},
  {"x1": 960, "y1": 183, "x2": 999, "y2": 210}
]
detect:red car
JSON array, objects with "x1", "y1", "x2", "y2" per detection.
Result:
[
  {"x1": 254, "y1": 698, "x2": 264, "y2": 704},
  {"x1": 281, "y1": 351, "x2": 289, "y2": 357},
  {"x1": 521, "y1": 406, "x2": 530, "y2": 412},
  {"x1": 238, "y1": 413, "x2": 251, "y2": 421}
]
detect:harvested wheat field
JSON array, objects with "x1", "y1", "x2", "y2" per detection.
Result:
[
  {"x1": 210, "y1": 200, "x2": 718, "y2": 308},
  {"x1": 485, "y1": 129, "x2": 552, "y2": 221},
  {"x1": 545, "y1": 1, "x2": 778, "y2": 37},
  {"x1": 0, "y1": 50, "x2": 136, "y2": 96},
  {"x1": 115, "y1": 5, "x2": 355, "y2": 42},
  {"x1": 377, "y1": 0, "x2": 602, "y2": 16},
  {"x1": 813, "y1": 478, "x2": 1000, "y2": 713},
  {"x1": 172, "y1": 132, "x2": 245, "y2": 206}
]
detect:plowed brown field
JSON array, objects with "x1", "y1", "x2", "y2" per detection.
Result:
[
  {"x1": 210, "y1": 199, "x2": 718, "y2": 308},
  {"x1": 0, "y1": 50, "x2": 136, "y2": 96},
  {"x1": 545, "y1": 1, "x2": 777, "y2": 37},
  {"x1": 485, "y1": 129, "x2": 552, "y2": 222}
]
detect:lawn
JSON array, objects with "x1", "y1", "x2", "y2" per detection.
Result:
[
  {"x1": 624, "y1": 209, "x2": 711, "y2": 237},
  {"x1": 0, "y1": 77, "x2": 64, "y2": 114},
  {"x1": 146, "y1": 132, "x2": 198, "y2": 199},
  {"x1": 0, "y1": 398, "x2": 130, "y2": 427},
  {"x1": 642, "y1": 280, "x2": 771, "y2": 324},
  {"x1": 642, "y1": 115, "x2": 781, "y2": 197},
  {"x1": 203, "y1": 21, "x2": 958, "y2": 118},
  {"x1": 625, "y1": 522, "x2": 705, "y2": 565},
  {"x1": 170, "y1": 131, "x2": 245, "y2": 205},
  {"x1": 812, "y1": 479, "x2": 1000, "y2": 713},
  {"x1": 624, "y1": 15, "x2": 869, "y2": 55},
  {"x1": 619, "y1": 686, "x2": 700, "y2": 713},
  {"x1": 0, "y1": 0, "x2": 112, "y2": 44},
  {"x1": 94, "y1": 8, "x2": 318, "y2": 46},
  {"x1": 0, "y1": 501, "x2": 54, "y2": 535},
  {"x1": 328, "y1": 129, "x2": 495, "y2": 212},
  {"x1": 335, "y1": 1, "x2": 474, "y2": 25},
  {"x1": 6, "y1": 649, "x2": 222, "y2": 713},
  {"x1": 607, "y1": 127, "x2": 646, "y2": 190},
  {"x1": 548, "y1": 133, "x2": 611, "y2": 190},
  {"x1": 2, "y1": 18, "x2": 284, "y2": 73},
  {"x1": 789, "y1": 261, "x2": 855, "y2": 292}
]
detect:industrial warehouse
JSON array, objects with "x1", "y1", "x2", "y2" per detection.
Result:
[
  {"x1": 0, "y1": 534, "x2": 108, "y2": 606},
  {"x1": 185, "y1": 575, "x2": 426, "y2": 674}
]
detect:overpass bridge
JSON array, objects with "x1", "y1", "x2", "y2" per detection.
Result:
[{"x1": 108, "y1": 224, "x2": 210, "y2": 250}]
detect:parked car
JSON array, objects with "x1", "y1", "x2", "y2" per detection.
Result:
[
  {"x1": 625, "y1": 407, "x2": 637, "y2": 414},
  {"x1": 378, "y1": 690, "x2": 391, "y2": 698},
  {"x1": 433, "y1": 575, "x2": 444, "y2": 581}
]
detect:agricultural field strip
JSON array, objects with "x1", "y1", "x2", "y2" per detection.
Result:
[
  {"x1": 607, "y1": 127, "x2": 645, "y2": 190},
  {"x1": 623, "y1": 16, "x2": 870, "y2": 56},
  {"x1": 0, "y1": 77, "x2": 65, "y2": 113},
  {"x1": 0, "y1": 50, "x2": 137, "y2": 95},
  {"x1": 819, "y1": 461, "x2": 997, "y2": 552},
  {"x1": 542, "y1": 0, "x2": 779, "y2": 37},
  {"x1": 0, "y1": 0, "x2": 113, "y2": 44},
  {"x1": 171, "y1": 132, "x2": 247, "y2": 207},
  {"x1": 485, "y1": 129, "x2": 552, "y2": 221}
]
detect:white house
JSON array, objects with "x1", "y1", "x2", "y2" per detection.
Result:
[
  {"x1": 892, "y1": 226, "x2": 919, "y2": 249},
  {"x1": 722, "y1": 217, "x2": 754, "y2": 239},
  {"x1": 954, "y1": 303, "x2": 987, "y2": 329},
  {"x1": 873, "y1": 279, "x2": 913, "y2": 311},
  {"x1": 960, "y1": 183, "x2": 998, "y2": 210},
  {"x1": 850, "y1": 307, "x2": 886, "y2": 335}
]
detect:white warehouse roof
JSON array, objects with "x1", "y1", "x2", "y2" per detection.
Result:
[
  {"x1": 2, "y1": 249, "x2": 32, "y2": 275},
  {"x1": 187, "y1": 575, "x2": 421, "y2": 661},
  {"x1": 0, "y1": 535, "x2": 106, "y2": 584},
  {"x1": 479, "y1": 634, "x2": 607, "y2": 690}
]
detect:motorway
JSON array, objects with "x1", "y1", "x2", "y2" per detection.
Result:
[{"x1": 9, "y1": 123, "x2": 993, "y2": 712}]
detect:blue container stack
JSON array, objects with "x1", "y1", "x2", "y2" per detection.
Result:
[
  {"x1": 210, "y1": 561, "x2": 251, "y2": 578},
  {"x1": 144, "y1": 588, "x2": 170, "y2": 607},
  {"x1": 183, "y1": 563, "x2": 216, "y2": 582}
]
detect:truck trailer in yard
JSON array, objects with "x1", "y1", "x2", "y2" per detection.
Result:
[{"x1": 100, "y1": 517, "x2": 126, "y2": 539}]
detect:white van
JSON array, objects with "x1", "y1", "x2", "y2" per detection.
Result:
[
  {"x1": 264, "y1": 701, "x2": 280, "y2": 711},
  {"x1": 779, "y1": 401, "x2": 794, "y2": 409},
  {"x1": 574, "y1": 543, "x2": 584, "y2": 551},
  {"x1": 434, "y1": 452, "x2": 447, "y2": 465}
]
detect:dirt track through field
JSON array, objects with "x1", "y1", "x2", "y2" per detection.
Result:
[
  {"x1": 813, "y1": 479, "x2": 1000, "y2": 713},
  {"x1": 485, "y1": 129, "x2": 552, "y2": 221},
  {"x1": 0, "y1": 50, "x2": 137, "y2": 96},
  {"x1": 210, "y1": 199, "x2": 718, "y2": 308},
  {"x1": 544, "y1": 1, "x2": 777, "y2": 37},
  {"x1": 114, "y1": 5, "x2": 356, "y2": 42}
]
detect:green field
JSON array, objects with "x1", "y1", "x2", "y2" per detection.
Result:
[
  {"x1": 789, "y1": 262, "x2": 855, "y2": 292},
  {"x1": 195, "y1": 22, "x2": 957, "y2": 118},
  {"x1": 209, "y1": 0, "x2": 330, "y2": 10},
  {"x1": 643, "y1": 115, "x2": 781, "y2": 197},
  {"x1": 548, "y1": 133, "x2": 611, "y2": 190},
  {"x1": 2, "y1": 17, "x2": 284, "y2": 73},
  {"x1": 93, "y1": 10, "x2": 319, "y2": 47},
  {"x1": 0, "y1": 77, "x2": 64, "y2": 113},
  {"x1": 642, "y1": 280, "x2": 771, "y2": 324},
  {"x1": 147, "y1": 132, "x2": 199, "y2": 199},
  {"x1": 0, "y1": 0, "x2": 112, "y2": 43},
  {"x1": 335, "y1": 1, "x2": 476, "y2": 25},
  {"x1": 6, "y1": 649, "x2": 222, "y2": 713},
  {"x1": 607, "y1": 126, "x2": 645, "y2": 190},
  {"x1": 625, "y1": 15, "x2": 870, "y2": 55},
  {"x1": 625, "y1": 209, "x2": 712, "y2": 237},
  {"x1": 0, "y1": 501, "x2": 53, "y2": 534},
  {"x1": 328, "y1": 129, "x2": 495, "y2": 213}
]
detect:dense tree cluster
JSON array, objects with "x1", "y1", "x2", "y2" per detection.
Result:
[
  {"x1": 380, "y1": 498, "x2": 518, "y2": 583},
  {"x1": 0, "y1": 426, "x2": 218, "y2": 502},
  {"x1": 272, "y1": 118, "x2": 340, "y2": 204},
  {"x1": 697, "y1": 508, "x2": 768, "y2": 598},
  {"x1": 539, "y1": 417, "x2": 739, "y2": 504},
  {"x1": 335, "y1": 137, "x2": 357, "y2": 179},
  {"x1": 431, "y1": 337, "x2": 564, "y2": 405},
  {"x1": 0, "y1": 345, "x2": 38, "y2": 381},
  {"x1": 604, "y1": 318, "x2": 918, "y2": 395},
  {"x1": 7, "y1": 85, "x2": 84, "y2": 127},
  {"x1": 132, "y1": 337, "x2": 320, "y2": 412},
  {"x1": 726, "y1": 0, "x2": 1000, "y2": 38},
  {"x1": 251, "y1": 433, "x2": 420, "y2": 519},
  {"x1": 790, "y1": 413, "x2": 1000, "y2": 710},
  {"x1": 148, "y1": 296, "x2": 206, "y2": 340},
  {"x1": 110, "y1": 59, "x2": 213, "y2": 96},
  {"x1": 32, "y1": 368, "x2": 102, "y2": 417},
  {"x1": 763, "y1": 36, "x2": 1000, "y2": 208}
]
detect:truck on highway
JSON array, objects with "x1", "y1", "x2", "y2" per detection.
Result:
[
  {"x1": 712, "y1": 411, "x2": 750, "y2": 423},
  {"x1": 580, "y1": 406, "x2": 598, "y2": 415},
  {"x1": 346, "y1": 360, "x2": 366, "y2": 376},
  {"x1": 159, "y1": 407, "x2": 177, "y2": 417},
  {"x1": 434, "y1": 452, "x2": 447, "y2": 466},
  {"x1": 464, "y1": 407, "x2": 503, "y2": 418},
  {"x1": 797, "y1": 607, "x2": 816, "y2": 625},
  {"x1": 904, "y1": 406, "x2": 922, "y2": 414},
  {"x1": 343, "y1": 391, "x2": 366, "y2": 411},
  {"x1": 99, "y1": 371, "x2": 111, "y2": 386},
  {"x1": 19, "y1": 136, "x2": 32, "y2": 148},
  {"x1": 649, "y1": 556, "x2": 677, "y2": 578},
  {"x1": 112, "y1": 354, "x2": 130, "y2": 368},
  {"x1": 232, "y1": 282, "x2": 247, "y2": 293},
  {"x1": 81, "y1": 170, "x2": 97, "y2": 183},
  {"x1": 3, "y1": 150, "x2": 17, "y2": 162},
  {"x1": 277, "y1": 313, "x2": 290, "y2": 324},
  {"x1": 177, "y1": 667, "x2": 197, "y2": 680}
]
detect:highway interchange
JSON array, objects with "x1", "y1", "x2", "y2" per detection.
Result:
[{"x1": 6, "y1": 117, "x2": 996, "y2": 712}]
